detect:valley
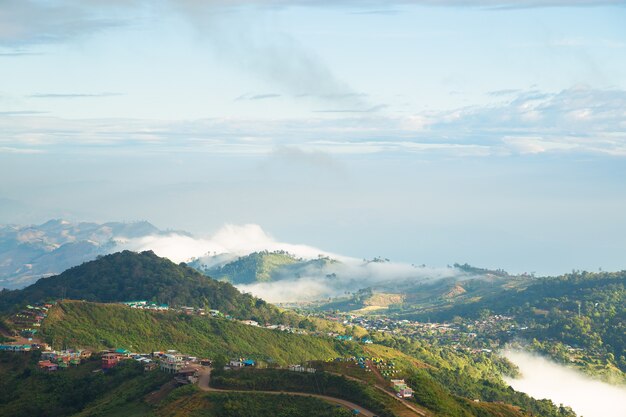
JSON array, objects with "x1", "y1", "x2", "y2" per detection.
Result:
[{"x1": 0, "y1": 249, "x2": 622, "y2": 417}]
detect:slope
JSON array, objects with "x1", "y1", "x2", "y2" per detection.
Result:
[
  {"x1": 0, "y1": 250, "x2": 288, "y2": 323},
  {"x1": 42, "y1": 300, "x2": 357, "y2": 365}
]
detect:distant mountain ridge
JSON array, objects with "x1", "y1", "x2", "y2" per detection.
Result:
[{"x1": 0, "y1": 219, "x2": 172, "y2": 289}]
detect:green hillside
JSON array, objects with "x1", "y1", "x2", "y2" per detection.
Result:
[
  {"x1": 317, "y1": 274, "x2": 531, "y2": 314},
  {"x1": 192, "y1": 250, "x2": 340, "y2": 284},
  {"x1": 42, "y1": 301, "x2": 357, "y2": 365},
  {"x1": 0, "y1": 251, "x2": 289, "y2": 323},
  {"x1": 0, "y1": 352, "x2": 170, "y2": 417},
  {"x1": 203, "y1": 251, "x2": 300, "y2": 283},
  {"x1": 399, "y1": 270, "x2": 626, "y2": 375}
]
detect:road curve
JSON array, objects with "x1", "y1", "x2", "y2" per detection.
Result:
[
  {"x1": 196, "y1": 367, "x2": 376, "y2": 417},
  {"x1": 326, "y1": 370, "x2": 429, "y2": 417}
]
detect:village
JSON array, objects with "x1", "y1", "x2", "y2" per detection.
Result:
[
  {"x1": 0, "y1": 299, "x2": 421, "y2": 404},
  {"x1": 308, "y1": 310, "x2": 525, "y2": 352}
]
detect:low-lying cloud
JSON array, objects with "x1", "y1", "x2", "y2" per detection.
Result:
[
  {"x1": 236, "y1": 259, "x2": 457, "y2": 302},
  {"x1": 115, "y1": 223, "x2": 459, "y2": 302},
  {"x1": 116, "y1": 223, "x2": 343, "y2": 264},
  {"x1": 503, "y1": 350, "x2": 626, "y2": 417}
]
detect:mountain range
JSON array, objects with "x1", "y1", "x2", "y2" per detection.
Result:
[
  {"x1": 0, "y1": 219, "x2": 171, "y2": 289},
  {"x1": 1, "y1": 220, "x2": 480, "y2": 303}
]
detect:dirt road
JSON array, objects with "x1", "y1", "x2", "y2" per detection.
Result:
[{"x1": 196, "y1": 367, "x2": 377, "y2": 416}]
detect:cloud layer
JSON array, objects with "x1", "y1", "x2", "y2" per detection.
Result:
[
  {"x1": 504, "y1": 350, "x2": 626, "y2": 417},
  {"x1": 114, "y1": 223, "x2": 459, "y2": 302},
  {"x1": 3, "y1": 86, "x2": 625, "y2": 157},
  {"x1": 116, "y1": 223, "x2": 343, "y2": 263}
]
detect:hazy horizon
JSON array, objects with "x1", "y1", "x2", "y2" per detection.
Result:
[{"x1": 2, "y1": 1, "x2": 626, "y2": 276}]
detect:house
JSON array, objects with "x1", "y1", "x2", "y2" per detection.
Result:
[
  {"x1": 288, "y1": 364, "x2": 316, "y2": 373},
  {"x1": 38, "y1": 360, "x2": 58, "y2": 372},
  {"x1": 160, "y1": 354, "x2": 184, "y2": 374},
  {"x1": 229, "y1": 359, "x2": 243, "y2": 368},
  {"x1": 102, "y1": 353, "x2": 120, "y2": 370},
  {"x1": 390, "y1": 379, "x2": 413, "y2": 398},
  {"x1": 115, "y1": 348, "x2": 131, "y2": 356},
  {"x1": 175, "y1": 367, "x2": 199, "y2": 385},
  {"x1": 209, "y1": 309, "x2": 221, "y2": 317},
  {"x1": 240, "y1": 320, "x2": 259, "y2": 327}
]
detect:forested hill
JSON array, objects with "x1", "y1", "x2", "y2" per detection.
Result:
[
  {"x1": 402, "y1": 270, "x2": 626, "y2": 372},
  {"x1": 0, "y1": 250, "x2": 284, "y2": 322}
]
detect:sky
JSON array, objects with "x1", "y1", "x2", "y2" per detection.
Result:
[{"x1": 1, "y1": 0, "x2": 626, "y2": 275}]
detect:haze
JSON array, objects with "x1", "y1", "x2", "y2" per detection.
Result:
[{"x1": 2, "y1": 1, "x2": 626, "y2": 275}]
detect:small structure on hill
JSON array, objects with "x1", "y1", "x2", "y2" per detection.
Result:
[
  {"x1": 102, "y1": 353, "x2": 121, "y2": 370},
  {"x1": 175, "y1": 367, "x2": 199, "y2": 385},
  {"x1": 160, "y1": 354, "x2": 184, "y2": 374},
  {"x1": 390, "y1": 379, "x2": 413, "y2": 398}
]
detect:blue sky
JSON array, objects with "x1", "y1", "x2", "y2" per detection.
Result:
[{"x1": 1, "y1": 0, "x2": 626, "y2": 274}]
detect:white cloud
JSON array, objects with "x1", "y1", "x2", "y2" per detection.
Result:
[
  {"x1": 114, "y1": 223, "x2": 461, "y2": 302},
  {"x1": 116, "y1": 223, "x2": 342, "y2": 263},
  {"x1": 504, "y1": 350, "x2": 626, "y2": 417},
  {"x1": 2, "y1": 86, "x2": 625, "y2": 158},
  {"x1": 237, "y1": 259, "x2": 458, "y2": 302}
]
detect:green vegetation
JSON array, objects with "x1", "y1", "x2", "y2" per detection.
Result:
[
  {"x1": 0, "y1": 250, "x2": 290, "y2": 323},
  {"x1": 192, "y1": 250, "x2": 339, "y2": 285},
  {"x1": 317, "y1": 274, "x2": 530, "y2": 314},
  {"x1": 0, "y1": 351, "x2": 170, "y2": 417},
  {"x1": 157, "y1": 387, "x2": 353, "y2": 417},
  {"x1": 197, "y1": 251, "x2": 300, "y2": 283},
  {"x1": 400, "y1": 271, "x2": 626, "y2": 375},
  {"x1": 407, "y1": 368, "x2": 575, "y2": 417},
  {"x1": 42, "y1": 301, "x2": 359, "y2": 365},
  {"x1": 210, "y1": 368, "x2": 397, "y2": 417},
  {"x1": 356, "y1": 327, "x2": 580, "y2": 417}
]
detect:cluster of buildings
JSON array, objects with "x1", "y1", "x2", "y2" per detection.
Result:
[
  {"x1": 287, "y1": 364, "x2": 316, "y2": 373},
  {"x1": 227, "y1": 358, "x2": 256, "y2": 369},
  {"x1": 38, "y1": 349, "x2": 92, "y2": 372},
  {"x1": 99, "y1": 348, "x2": 211, "y2": 385},
  {"x1": 310, "y1": 311, "x2": 524, "y2": 352},
  {"x1": 122, "y1": 301, "x2": 169, "y2": 311},
  {"x1": 179, "y1": 306, "x2": 222, "y2": 317},
  {"x1": 121, "y1": 301, "x2": 225, "y2": 318},
  {"x1": 8, "y1": 302, "x2": 54, "y2": 340},
  {"x1": 0, "y1": 344, "x2": 33, "y2": 352}
]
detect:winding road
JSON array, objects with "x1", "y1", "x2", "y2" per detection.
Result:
[{"x1": 196, "y1": 367, "x2": 377, "y2": 416}]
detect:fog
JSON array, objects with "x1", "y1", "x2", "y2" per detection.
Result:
[
  {"x1": 236, "y1": 259, "x2": 458, "y2": 302},
  {"x1": 115, "y1": 223, "x2": 460, "y2": 302},
  {"x1": 115, "y1": 223, "x2": 344, "y2": 264},
  {"x1": 503, "y1": 350, "x2": 626, "y2": 417}
]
